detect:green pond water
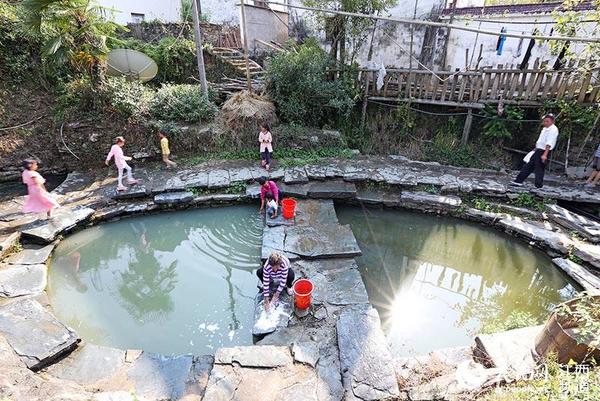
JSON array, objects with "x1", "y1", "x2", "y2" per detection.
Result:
[
  {"x1": 48, "y1": 204, "x2": 578, "y2": 357},
  {"x1": 48, "y1": 206, "x2": 262, "y2": 355},
  {"x1": 336, "y1": 206, "x2": 578, "y2": 356}
]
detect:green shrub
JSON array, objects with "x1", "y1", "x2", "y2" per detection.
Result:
[
  {"x1": 482, "y1": 105, "x2": 525, "y2": 140},
  {"x1": 512, "y1": 193, "x2": 546, "y2": 211},
  {"x1": 149, "y1": 84, "x2": 217, "y2": 122},
  {"x1": 266, "y1": 40, "x2": 357, "y2": 127},
  {"x1": 103, "y1": 77, "x2": 153, "y2": 120}
]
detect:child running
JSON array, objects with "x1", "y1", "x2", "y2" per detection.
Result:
[
  {"x1": 21, "y1": 159, "x2": 60, "y2": 219},
  {"x1": 258, "y1": 122, "x2": 273, "y2": 170},
  {"x1": 105, "y1": 136, "x2": 138, "y2": 192},
  {"x1": 158, "y1": 131, "x2": 177, "y2": 169},
  {"x1": 265, "y1": 192, "x2": 278, "y2": 219}
]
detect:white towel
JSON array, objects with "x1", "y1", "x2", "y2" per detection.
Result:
[{"x1": 523, "y1": 150, "x2": 535, "y2": 163}]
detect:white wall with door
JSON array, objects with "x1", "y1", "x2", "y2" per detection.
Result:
[{"x1": 97, "y1": 0, "x2": 181, "y2": 24}]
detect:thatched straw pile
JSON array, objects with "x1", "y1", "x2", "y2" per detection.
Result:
[{"x1": 215, "y1": 91, "x2": 278, "y2": 150}]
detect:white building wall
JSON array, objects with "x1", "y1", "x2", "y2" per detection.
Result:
[
  {"x1": 443, "y1": 14, "x2": 593, "y2": 70},
  {"x1": 97, "y1": 0, "x2": 181, "y2": 24}
]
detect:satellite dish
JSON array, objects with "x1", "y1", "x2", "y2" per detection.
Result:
[{"x1": 106, "y1": 49, "x2": 158, "y2": 82}]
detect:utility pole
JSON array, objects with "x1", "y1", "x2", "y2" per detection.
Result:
[
  {"x1": 240, "y1": 0, "x2": 253, "y2": 92},
  {"x1": 191, "y1": 0, "x2": 208, "y2": 95}
]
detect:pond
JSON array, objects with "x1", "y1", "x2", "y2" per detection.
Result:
[
  {"x1": 336, "y1": 206, "x2": 578, "y2": 357},
  {"x1": 47, "y1": 206, "x2": 262, "y2": 355}
]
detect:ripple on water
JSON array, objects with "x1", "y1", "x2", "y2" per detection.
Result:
[{"x1": 47, "y1": 205, "x2": 263, "y2": 355}]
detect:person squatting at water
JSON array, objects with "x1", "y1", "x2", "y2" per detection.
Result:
[
  {"x1": 265, "y1": 192, "x2": 278, "y2": 219},
  {"x1": 257, "y1": 252, "x2": 295, "y2": 312},
  {"x1": 510, "y1": 114, "x2": 559, "y2": 189},
  {"x1": 258, "y1": 176, "x2": 279, "y2": 214},
  {"x1": 21, "y1": 159, "x2": 60, "y2": 219}
]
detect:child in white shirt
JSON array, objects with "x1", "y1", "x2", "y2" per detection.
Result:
[{"x1": 265, "y1": 192, "x2": 278, "y2": 218}]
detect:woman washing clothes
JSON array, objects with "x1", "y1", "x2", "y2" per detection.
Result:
[{"x1": 257, "y1": 252, "x2": 295, "y2": 311}]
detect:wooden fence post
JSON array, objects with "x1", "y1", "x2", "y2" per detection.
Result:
[{"x1": 461, "y1": 108, "x2": 473, "y2": 146}]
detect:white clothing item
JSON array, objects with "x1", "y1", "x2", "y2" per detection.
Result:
[
  {"x1": 376, "y1": 63, "x2": 386, "y2": 91},
  {"x1": 117, "y1": 163, "x2": 133, "y2": 188},
  {"x1": 535, "y1": 124, "x2": 559, "y2": 150},
  {"x1": 523, "y1": 150, "x2": 535, "y2": 163},
  {"x1": 267, "y1": 199, "x2": 278, "y2": 212}
]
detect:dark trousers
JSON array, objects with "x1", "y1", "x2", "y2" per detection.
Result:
[
  {"x1": 515, "y1": 148, "x2": 549, "y2": 188},
  {"x1": 261, "y1": 151, "x2": 272, "y2": 165},
  {"x1": 256, "y1": 267, "x2": 295, "y2": 290}
]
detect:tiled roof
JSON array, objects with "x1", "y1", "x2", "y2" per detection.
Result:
[{"x1": 441, "y1": 1, "x2": 596, "y2": 16}]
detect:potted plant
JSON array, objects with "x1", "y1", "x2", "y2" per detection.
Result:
[{"x1": 535, "y1": 293, "x2": 600, "y2": 364}]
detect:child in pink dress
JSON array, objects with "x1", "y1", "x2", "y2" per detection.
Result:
[
  {"x1": 105, "y1": 136, "x2": 138, "y2": 191},
  {"x1": 21, "y1": 159, "x2": 60, "y2": 219}
]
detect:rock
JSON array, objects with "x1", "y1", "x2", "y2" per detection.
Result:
[
  {"x1": 5, "y1": 244, "x2": 54, "y2": 265},
  {"x1": 0, "y1": 298, "x2": 79, "y2": 370},
  {"x1": 47, "y1": 343, "x2": 125, "y2": 385},
  {"x1": 268, "y1": 167, "x2": 285, "y2": 180},
  {"x1": 474, "y1": 325, "x2": 543, "y2": 377},
  {"x1": 153, "y1": 191, "x2": 194, "y2": 205},
  {"x1": 293, "y1": 259, "x2": 368, "y2": 306},
  {"x1": 178, "y1": 170, "x2": 209, "y2": 189},
  {"x1": 205, "y1": 346, "x2": 320, "y2": 401},
  {"x1": 292, "y1": 341, "x2": 320, "y2": 368},
  {"x1": 294, "y1": 199, "x2": 339, "y2": 226},
  {"x1": 546, "y1": 204, "x2": 600, "y2": 243},
  {"x1": 112, "y1": 185, "x2": 148, "y2": 200},
  {"x1": 262, "y1": 225, "x2": 285, "y2": 260},
  {"x1": 284, "y1": 224, "x2": 361, "y2": 259},
  {"x1": 552, "y1": 258, "x2": 600, "y2": 294},
  {"x1": 337, "y1": 306, "x2": 400, "y2": 401},
  {"x1": 266, "y1": 211, "x2": 295, "y2": 227},
  {"x1": 125, "y1": 349, "x2": 142, "y2": 363},
  {"x1": 246, "y1": 184, "x2": 261, "y2": 199},
  {"x1": 21, "y1": 207, "x2": 94, "y2": 244},
  {"x1": 0, "y1": 232, "x2": 20, "y2": 259},
  {"x1": 51, "y1": 172, "x2": 93, "y2": 195},
  {"x1": 92, "y1": 205, "x2": 127, "y2": 222},
  {"x1": 307, "y1": 180, "x2": 357, "y2": 199},
  {"x1": 400, "y1": 191, "x2": 462, "y2": 211},
  {"x1": 464, "y1": 208, "x2": 506, "y2": 225},
  {"x1": 127, "y1": 352, "x2": 193, "y2": 400},
  {"x1": 214, "y1": 345, "x2": 293, "y2": 368},
  {"x1": 279, "y1": 183, "x2": 309, "y2": 198},
  {"x1": 572, "y1": 241, "x2": 600, "y2": 270},
  {"x1": 0, "y1": 263, "x2": 47, "y2": 297},
  {"x1": 183, "y1": 355, "x2": 214, "y2": 400},
  {"x1": 123, "y1": 202, "x2": 155, "y2": 214},
  {"x1": 252, "y1": 292, "x2": 292, "y2": 336},
  {"x1": 498, "y1": 217, "x2": 572, "y2": 254},
  {"x1": 284, "y1": 167, "x2": 309, "y2": 184},
  {"x1": 208, "y1": 170, "x2": 231, "y2": 188},
  {"x1": 228, "y1": 167, "x2": 254, "y2": 183},
  {"x1": 305, "y1": 165, "x2": 328, "y2": 180},
  {"x1": 378, "y1": 166, "x2": 418, "y2": 186},
  {"x1": 355, "y1": 189, "x2": 384, "y2": 204}
]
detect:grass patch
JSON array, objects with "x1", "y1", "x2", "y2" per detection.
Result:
[{"x1": 511, "y1": 193, "x2": 547, "y2": 212}]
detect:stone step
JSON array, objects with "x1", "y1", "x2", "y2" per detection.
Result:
[
  {"x1": 0, "y1": 263, "x2": 47, "y2": 298},
  {"x1": 0, "y1": 298, "x2": 80, "y2": 370},
  {"x1": 0, "y1": 232, "x2": 20, "y2": 259},
  {"x1": 4, "y1": 243, "x2": 54, "y2": 265},
  {"x1": 21, "y1": 207, "x2": 94, "y2": 244},
  {"x1": 546, "y1": 204, "x2": 600, "y2": 243}
]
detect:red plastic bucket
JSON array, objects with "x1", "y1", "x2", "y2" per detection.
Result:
[
  {"x1": 281, "y1": 198, "x2": 297, "y2": 219},
  {"x1": 293, "y1": 279, "x2": 313, "y2": 310}
]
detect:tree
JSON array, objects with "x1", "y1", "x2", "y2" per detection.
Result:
[
  {"x1": 551, "y1": 0, "x2": 600, "y2": 69},
  {"x1": 22, "y1": 0, "x2": 120, "y2": 80},
  {"x1": 302, "y1": 0, "x2": 397, "y2": 66}
]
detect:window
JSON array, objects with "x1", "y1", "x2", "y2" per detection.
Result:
[{"x1": 131, "y1": 13, "x2": 145, "y2": 23}]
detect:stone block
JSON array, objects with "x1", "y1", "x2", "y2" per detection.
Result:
[{"x1": 0, "y1": 263, "x2": 47, "y2": 297}]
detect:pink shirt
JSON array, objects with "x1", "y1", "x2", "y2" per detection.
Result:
[
  {"x1": 259, "y1": 131, "x2": 273, "y2": 153},
  {"x1": 106, "y1": 144, "x2": 127, "y2": 168},
  {"x1": 260, "y1": 181, "x2": 279, "y2": 202},
  {"x1": 22, "y1": 170, "x2": 44, "y2": 187}
]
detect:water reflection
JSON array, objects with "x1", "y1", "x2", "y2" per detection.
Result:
[
  {"x1": 48, "y1": 206, "x2": 262, "y2": 355},
  {"x1": 337, "y1": 206, "x2": 578, "y2": 356}
]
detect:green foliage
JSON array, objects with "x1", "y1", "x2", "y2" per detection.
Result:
[
  {"x1": 224, "y1": 181, "x2": 247, "y2": 194},
  {"x1": 551, "y1": 0, "x2": 600, "y2": 67},
  {"x1": 103, "y1": 77, "x2": 153, "y2": 120},
  {"x1": 557, "y1": 293, "x2": 600, "y2": 348},
  {"x1": 393, "y1": 103, "x2": 416, "y2": 136},
  {"x1": 481, "y1": 310, "x2": 541, "y2": 334},
  {"x1": 180, "y1": 0, "x2": 209, "y2": 23},
  {"x1": 149, "y1": 84, "x2": 217, "y2": 122},
  {"x1": 121, "y1": 37, "x2": 197, "y2": 84},
  {"x1": 423, "y1": 120, "x2": 485, "y2": 168},
  {"x1": 511, "y1": 193, "x2": 547, "y2": 211},
  {"x1": 482, "y1": 104, "x2": 525, "y2": 140},
  {"x1": 480, "y1": 357, "x2": 600, "y2": 401},
  {"x1": 266, "y1": 40, "x2": 357, "y2": 128},
  {"x1": 22, "y1": 0, "x2": 120, "y2": 79},
  {"x1": 472, "y1": 197, "x2": 502, "y2": 213},
  {"x1": 541, "y1": 100, "x2": 597, "y2": 140},
  {"x1": 275, "y1": 147, "x2": 355, "y2": 167},
  {"x1": 0, "y1": 1, "x2": 39, "y2": 80}
]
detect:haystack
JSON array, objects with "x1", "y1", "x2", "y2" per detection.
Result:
[{"x1": 216, "y1": 91, "x2": 278, "y2": 150}]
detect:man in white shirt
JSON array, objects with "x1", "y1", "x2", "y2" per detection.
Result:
[{"x1": 511, "y1": 114, "x2": 559, "y2": 188}]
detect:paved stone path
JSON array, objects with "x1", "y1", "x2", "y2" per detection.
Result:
[{"x1": 0, "y1": 156, "x2": 599, "y2": 400}]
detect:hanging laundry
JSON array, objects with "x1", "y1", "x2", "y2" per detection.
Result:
[
  {"x1": 519, "y1": 29, "x2": 539, "y2": 69},
  {"x1": 553, "y1": 28, "x2": 574, "y2": 70},
  {"x1": 376, "y1": 63, "x2": 387, "y2": 91},
  {"x1": 514, "y1": 34, "x2": 524, "y2": 58},
  {"x1": 496, "y1": 27, "x2": 507, "y2": 56}
]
